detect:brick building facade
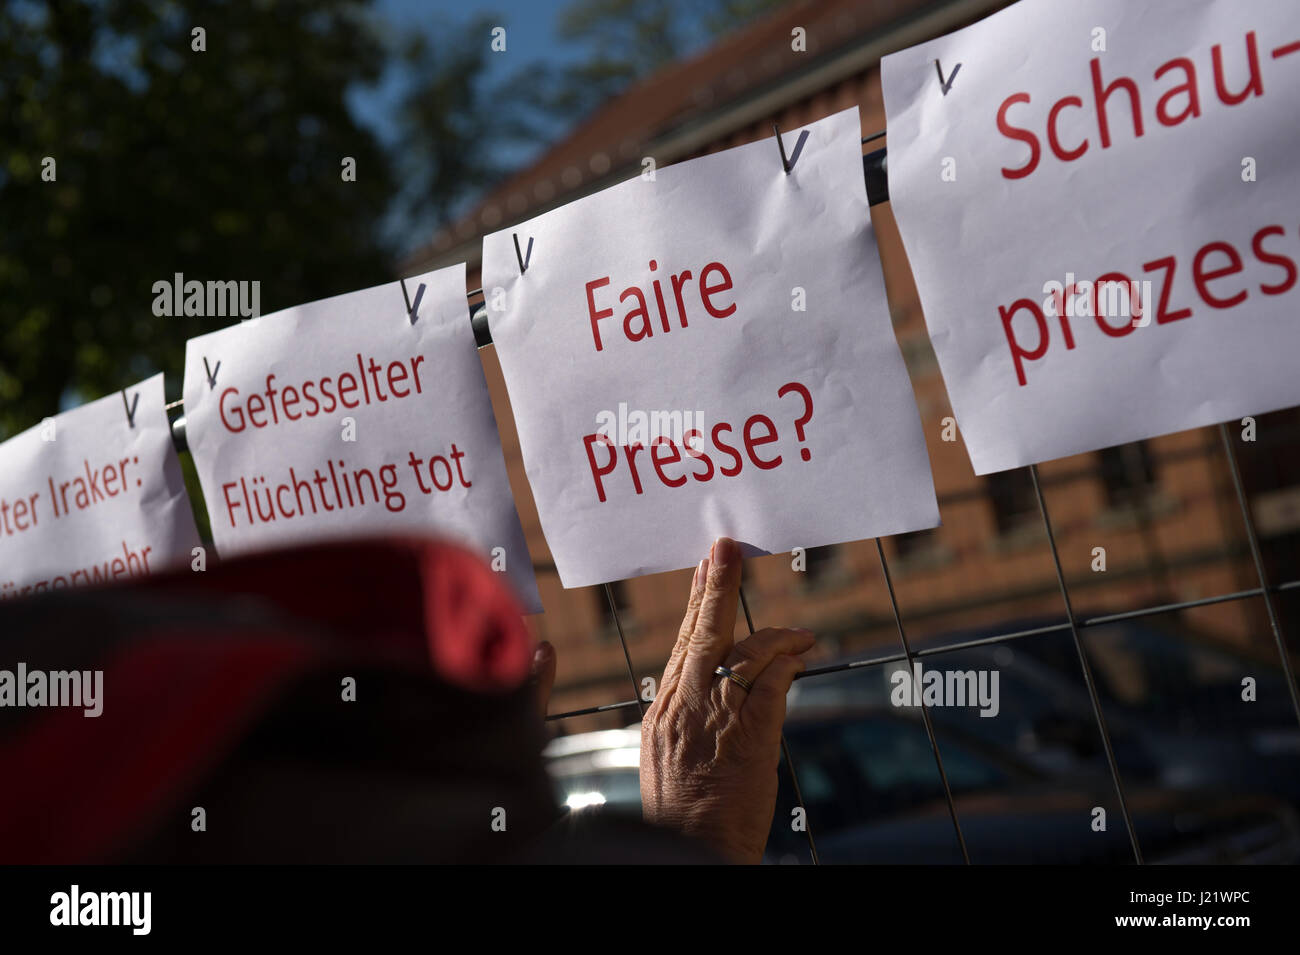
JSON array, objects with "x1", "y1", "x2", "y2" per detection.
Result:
[{"x1": 401, "y1": 0, "x2": 1300, "y2": 724}]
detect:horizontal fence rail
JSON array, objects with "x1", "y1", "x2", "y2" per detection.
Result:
[
  {"x1": 164, "y1": 141, "x2": 890, "y2": 453},
  {"x1": 547, "y1": 579, "x2": 1300, "y2": 721}
]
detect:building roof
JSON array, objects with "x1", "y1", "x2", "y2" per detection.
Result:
[{"x1": 400, "y1": 0, "x2": 1002, "y2": 275}]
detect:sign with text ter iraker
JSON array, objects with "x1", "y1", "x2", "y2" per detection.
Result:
[
  {"x1": 182, "y1": 263, "x2": 540, "y2": 611},
  {"x1": 483, "y1": 107, "x2": 939, "y2": 588},
  {"x1": 883, "y1": 0, "x2": 1300, "y2": 474},
  {"x1": 0, "y1": 373, "x2": 201, "y2": 599}
]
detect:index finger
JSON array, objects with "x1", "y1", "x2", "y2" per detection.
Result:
[
  {"x1": 659, "y1": 557, "x2": 709, "y2": 703},
  {"x1": 682, "y1": 537, "x2": 742, "y2": 690}
]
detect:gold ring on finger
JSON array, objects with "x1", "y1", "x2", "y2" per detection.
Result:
[{"x1": 713, "y1": 665, "x2": 753, "y2": 693}]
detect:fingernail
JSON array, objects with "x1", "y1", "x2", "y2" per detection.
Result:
[
  {"x1": 712, "y1": 536, "x2": 735, "y2": 567},
  {"x1": 533, "y1": 641, "x2": 553, "y2": 666},
  {"x1": 694, "y1": 558, "x2": 709, "y2": 588}
]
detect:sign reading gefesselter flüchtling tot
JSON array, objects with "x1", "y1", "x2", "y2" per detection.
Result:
[
  {"x1": 882, "y1": 0, "x2": 1300, "y2": 475},
  {"x1": 483, "y1": 106, "x2": 940, "y2": 588},
  {"x1": 0, "y1": 373, "x2": 201, "y2": 599},
  {"x1": 181, "y1": 262, "x2": 541, "y2": 612}
]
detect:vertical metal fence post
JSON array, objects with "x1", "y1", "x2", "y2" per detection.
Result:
[
  {"x1": 874, "y1": 538, "x2": 971, "y2": 864},
  {"x1": 1217, "y1": 423, "x2": 1300, "y2": 728},
  {"x1": 739, "y1": 586, "x2": 821, "y2": 865},
  {"x1": 603, "y1": 582, "x2": 646, "y2": 718},
  {"x1": 1029, "y1": 464, "x2": 1144, "y2": 864}
]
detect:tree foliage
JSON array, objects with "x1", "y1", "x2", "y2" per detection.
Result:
[
  {"x1": 505, "y1": 0, "x2": 789, "y2": 126},
  {"x1": 0, "y1": 0, "x2": 792, "y2": 438}
]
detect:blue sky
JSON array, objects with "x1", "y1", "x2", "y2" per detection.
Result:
[{"x1": 347, "y1": 0, "x2": 598, "y2": 249}]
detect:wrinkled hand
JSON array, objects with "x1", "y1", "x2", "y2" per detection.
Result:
[
  {"x1": 640, "y1": 537, "x2": 815, "y2": 863},
  {"x1": 532, "y1": 640, "x2": 557, "y2": 722}
]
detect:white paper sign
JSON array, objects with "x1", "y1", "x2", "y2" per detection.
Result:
[
  {"x1": 883, "y1": 0, "x2": 1300, "y2": 474},
  {"x1": 182, "y1": 264, "x2": 540, "y2": 611},
  {"x1": 483, "y1": 107, "x2": 939, "y2": 588},
  {"x1": 0, "y1": 374, "x2": 201, "y2": 599}
]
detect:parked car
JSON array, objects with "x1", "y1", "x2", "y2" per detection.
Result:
[
  {"x1": 769, "y1": 706, "x2": 1300, "y2": 863},
  {"x1": 543, "y1": 707, "x2": 1300, "y2": 863},
  {"x1": 789, "y1": 615, "x2": 1300, "y2": 808}
]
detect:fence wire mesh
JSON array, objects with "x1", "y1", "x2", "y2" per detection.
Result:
[{"x1": 551, "y1": 416, "x2": 1300, "y2": 866}]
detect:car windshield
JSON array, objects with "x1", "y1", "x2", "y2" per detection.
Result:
[{"x1": 781, "y1": 713, "x2": 1015, "y2": 828}]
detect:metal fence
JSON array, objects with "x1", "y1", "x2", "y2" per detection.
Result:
[
  {"x1": 530, "y1": 136, "x2": 1299, "y2": 866},
  {"x1": 548, "y1": 427, "x2": 1300, "y2": 866},
  {"x1": 165, "y1": 137, "x2": 1300, "y2": 866}
]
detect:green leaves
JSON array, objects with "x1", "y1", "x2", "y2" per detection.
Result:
[{"x1": 0, "y1": 0, "x2": 395, "y2": 435}]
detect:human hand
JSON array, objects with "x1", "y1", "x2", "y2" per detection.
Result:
[{"x1": 639, "y1": 537, "x2": 815, "y2": 863}]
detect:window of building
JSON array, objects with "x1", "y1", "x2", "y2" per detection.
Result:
[
  {"x1": 1097, "y1": 441, "x2": 1156, "y2": 508},
  {"x1": 893, "y1": 528, "x2": 938, "y2": 561},
  {"x1": 986, "y1": 469, "x2": 1039, "y2": 534},
  {"x1": 801, "y1": 545, "x2": 839, "y2": 589}
]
